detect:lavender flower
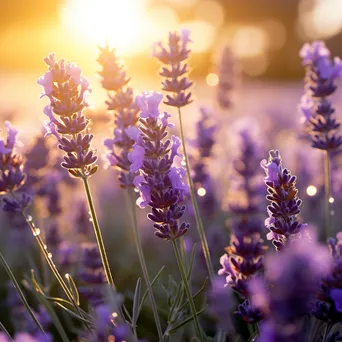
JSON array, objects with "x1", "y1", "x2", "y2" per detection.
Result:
[
  {"x1": 153, "y1": 29, "x2": 193, "y2": 108},
  {"x1": 250, "y1": 236, "x2": 331, "y2": 342},
  {"x1": 37, "y1": 53, "x2": 98, "y2": 179},
  {"x1": 261, "y1": 150, "x2": 305, "y2": 250},
  {"x1": 190, "y1": 107, "x2": 217, "y2": 217},
  {"x1": 313, "y1": 232, "x2": 342, "y2": 323},
  {"x1": 86, "y1": 305, "x2": 128, "y2": 342},
  {"x1": 0, "y1": 121, "x2": 31, "y2": 212},
  {"x1": 216, "y1": 45, "x2": 238, "y2": 110},
  {"x1": 98, "y1": 45, "x2": 140, "y2": 188},
  {"x1": 128, "y1": 91, "x2": 189, "y2": 240},
  {"x1": 299, "y1": 41, "x2": 342, "y2": 150},
  {"x1": 79, "y1": 242, "x2": 106, "y2": 307},
  {"x1": 218, "y1": 127, "x2": 266, "y2": 323}
]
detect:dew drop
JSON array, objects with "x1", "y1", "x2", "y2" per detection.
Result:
[
  {"x1": 33, "y1": 228, "x2": 40, "y2": 237},
  {"x1": 89, "y1": 217, "x2": 93, "y2": 222},
  {"x1": 44, "y1": 245, "x2": 47, "y2": 250},
  {"x1": 48, "y1": 253, "x2": 52, "y2": 259},
  {"x1": 27, "y1": 215, "x2": 33, "y2": 222}
]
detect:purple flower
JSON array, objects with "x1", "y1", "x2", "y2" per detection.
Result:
[
  {"x1": 98, "y1": 44, "x2": 140, "y2": 188},
  {"x1": 136, "y1": 92, "x2": 163, "y2": 119},
  {"x1": 299, "y1": 41, "x2": 342, "y2": 151},
  {"x1": 331, "y1": 289, "x2": 342, "y2": 312},
  {"x1": 216, "y1": 45, "x2": 239, "y2": 109},
  {"x1": 37, "y1": 54, "x2": 98, "y2": 179},
  {"x1": 153, "y1": 30, "x2": 193, "y2": 108},
  {"x1": 261, "y1": 150, "x2": 304, "y2": 250},
  {"x1": 128, "y1": 91, "x2": 190, "y2": 240},
  {"x1": 250, "y1": 236, "x2": 331, "y2": 342}
]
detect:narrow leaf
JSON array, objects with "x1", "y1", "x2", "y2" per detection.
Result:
[
  {"x1": 65, "y1": 273, "x2": 80, "y2": 305},
  {"x1": 132, "y1": 278, "x2": 141, "y2": 326}
]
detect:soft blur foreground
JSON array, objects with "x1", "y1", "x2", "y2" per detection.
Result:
[{"x1": 1, "y1": 1, "x2": 342, "y2": 342}]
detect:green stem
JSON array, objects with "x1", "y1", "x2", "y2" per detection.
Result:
[
  {"x1": 177, "y1": 108, "x2": 215, "y2": 282},
  {"x1": 0, "y1": 321, "x2": 12, "y2": 341},
  {"x1": 172, "y1": 240, "x2": 204, "y2": 342},
  {"x1": 0, "y1": 251, "x2": 45, "y2": 335},
  {"x1": 127, "y1": 188, "x2": 163, "y2": 341},
  {"x1": 82, "y1": 177, "x2": 115, "y2": 289},
  {"x1": 324, "y1": 150, "x2": 332, "y2": 239}
]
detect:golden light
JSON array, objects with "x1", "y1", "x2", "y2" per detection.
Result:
[
  {"x1": 182, "y1": 20, "x2": 217, "y2": 53},
  {"x1": 306, "y1": 185, "x2": 317, "y2": 196},
  {"x1": 329, "y1": 197, "x2": 335, "y2": 203},
  {"x1": 195, "y1": 0, "x2": 225, "y2": 28},
  {"x1": 298, "y1": 0, "x2": 342, "y2": 39},
  {"x1": 197, "y1": 188, "x2": 207, "y2": 197},
  {"x1": 59, "y1": 0, "x2": 147, "y2": 53},
  {"x1": 206, "y1": 73, "x2": 219, "y2": 86},
  {"x1": 231, "y1": 26, "x2": 269, "y2": 58},
  {"x1": 242, "y1": 54, "x2": 269, "y2": 76}
]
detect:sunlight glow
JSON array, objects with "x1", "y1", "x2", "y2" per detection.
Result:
[
  {"x1": 306, "y1": 185, "x2": 317, "y2": 196},
  {"x1": 60, "y1": 0, "x2": 147, "y2": 53},
  {"x1": 298, "y1": 0, "x2": 342, "y2": 39}
]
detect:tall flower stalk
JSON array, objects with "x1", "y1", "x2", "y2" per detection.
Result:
[
  {"x1": 261, "y1": 150, "x2": 305, "y2": 251},
  {"x1": 37, "y1": 53, "x2": 115, "y2": 290},
  {"x1": 98, "y1": 45, "x2": 163, "y2": 340},
  {"x1": 128, "y1": 91, "x2": 204, "y2": 341},
  {"x1": 153, "y1": 30, "x2": 215, "y2": 282},
  {"x1": 299, "y1": 41, "x2": 342, "y2": 239}
]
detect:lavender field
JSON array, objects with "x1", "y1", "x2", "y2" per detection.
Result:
[{"x1": 1, "y1": 1, "x2": 342, "y2": 342}]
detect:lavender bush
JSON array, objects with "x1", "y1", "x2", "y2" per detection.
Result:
[{"x1": 0, "y1": 20, "x2": 342, "y2": 342}]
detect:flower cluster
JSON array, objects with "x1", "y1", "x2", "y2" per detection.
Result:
[
  {"x1": 6, "y1": 282, "x2": 52, "y2": 341},
  {"x1": 218, "y1": 128, "x2": 266, "y2": 323},
  {"x1": 98, "y1": 45, "x2": 140, "y2": 188},
  {"x1": 314, "y1": 232, "x2": 342, "y2": 323},
  {"x1": 216, "y1": 45, "x2": 238, "y2": 110},
  {"x1": 86, "y1": 305, "x2": 128, "y2": 342},
  {"x1": 261, "y1": 150, "x2": 305, "y2": 250},
  {"x1": 0, "y1": 121, "x2": 31, "y2": 212},
  {"x1": 127, "y1": 91, "x2": 189, "y2": 240},
  {"x1": 79, "y1": 243, "x2": 106, "y2": 308},
  {"x1": 190, "y1": 107, "x2": 217, "y2": 217},
  {"x1": 299, "y1": 41, "x2": 342, "y2": 150},
  {"x1": 250, "y1": 237, "x2": 331, "y2": 342},
  {"x1": 37, "y1": 53, "x2": 98, "y2": 179},
  {"x1": 153, "y1": 29, "x2": 193, "y2": 108}
]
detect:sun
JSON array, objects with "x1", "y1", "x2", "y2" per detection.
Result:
[{"x1": 59, "y1": 0, "x2": 147, "y2": 53}]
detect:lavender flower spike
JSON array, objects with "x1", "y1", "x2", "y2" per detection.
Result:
[
  {"x1": 153, "y1": 30, "x2": 193, "y2": 108},
  {"x1": 98, "y1": 45, "x2": 140, "y2": 188},
  {"x1": 37, "y1": 53, "x2": 98, "y2": 179},
  {"x1": 261, "y1": 150, "x2": 305, "y2": 251},
  {"x1": 128, "y1": 91, "x2": 189, "y2": 240},
  {"x1": 299, "y1": 41, "x2": 342, "y2": 150}
]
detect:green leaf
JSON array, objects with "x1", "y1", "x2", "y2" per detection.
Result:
[
  {"x1": 167, "y1": 307, "x2": 206, "y2": 335},
  {"x1": 132, "y1": 278, "x2": 141, "y2": 326},
  {"x1": 178, "y1": 278, "x2": 208, "y2": 313},
  {"x1": 138, "y1": 266, "x2": 165, "y2": 316},
  {"x1": 65, "y1": 273, "x2": 80, "y2": 305},
  {"x1": 187, "y1": 243, "x2": 197, "y2": 281}
]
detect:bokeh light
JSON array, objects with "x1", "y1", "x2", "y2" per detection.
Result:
[
  {"x1": 194, "y1": 0, "x2": 225, "y2": 29},
  {"x1": 206, "y1": 73, "x2": 219, "y2": 86},
  {"x1": 306, "y1": 185, "x2": 317, "y2": 196},
  {"x1": 197, "y1": 188, "x2": 206, "y2": 196},
  {"x1": 298, "y1": 0, "x2": 342, "y2": 39}
]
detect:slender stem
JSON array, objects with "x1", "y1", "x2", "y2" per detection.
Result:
[
  {"x1": 177, "y1": 108, "x2": 215, "y2": 281},
  {"x1": 127, "y1": 188, "x2": 163, "y2": 341},
  {"x1": 324, "y1": 150, "x2": 332, "y2": 239},
  {"x1": 172, "y1": 240, "x2": 204, "y2": 342},
  {"x1": 0, "y1": 251, "x2": 46, "y2": 335},
  {"x1": 0, "y1": 321, "x2": 12, "y2": 341},
  {"x1": 82, "y1": 177, "x2": 115, "y2": 288}
]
